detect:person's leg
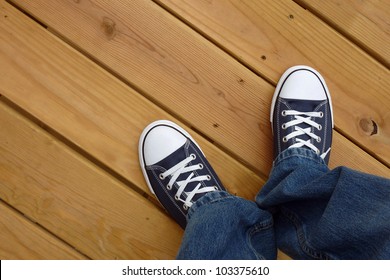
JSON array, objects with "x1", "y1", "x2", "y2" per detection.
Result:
[
  {"x1": 261, "y1": 65, "x2": 390, "y2": 259},
  {"x1": 139, "y1": 120, "x2": 277, "y2": 259},
  {"x1": 257, "y1": 148, "x2": 390, "y2": 259},
  {"x1": 178, "y1": 191, "x2": 276, "y2": 259}
]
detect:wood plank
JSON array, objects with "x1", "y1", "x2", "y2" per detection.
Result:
[
  {"x1": 0, "y1": 100, "x2": 183, "y2": 259},
  {"x1": 295, "y1": 0, "x2": 390, "y2": 66},
  {"x1": 152, "y1": 0, "x2": 390, "y2": 166},
  {"x1": 0, "y1": 0, "x2": 263, "y2": 205},
  {"x1": 0, "y1": 201, "x2": 86, "y2": 259},
  {"x1": 6, "y1": 0, "x2": 275, "y2": 176},
  {"x1": 7, "y1": 0, "x2": 390, "y2": 176},
  {"x1": 0, "y1": 101, "x2": 289, "y2": 260},
  {"x1": 0, "y1": 1, "x2": 384, "y2": 262}
]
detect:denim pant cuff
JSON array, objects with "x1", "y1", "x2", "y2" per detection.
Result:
[
  {"x1": 187, "y1": 191, "x2": 234, "y2": 220},
  {"x1": 273, "y1": 147, "x2": 327, "y2": 168}
]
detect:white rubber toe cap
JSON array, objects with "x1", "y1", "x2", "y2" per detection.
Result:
[
  {"x1": 140, "y1": 121, "x2": 187, "y2": 166},
  {"x1": 279, "y1": 66, "x2": 327, "y2": 101}
]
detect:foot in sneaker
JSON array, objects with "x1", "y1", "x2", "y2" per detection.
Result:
[
  {"x1": 270, "y1": 65, "x2": 334, "y2": 164},
  {"x1": 139, "y1": 120, "x2": 226, "y2": 228}
]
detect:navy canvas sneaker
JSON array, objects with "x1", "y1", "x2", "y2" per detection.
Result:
[
  {"x1": 270, "y1": 65, "x2": 334, "y2": 164},
  {"x1": 139, "y1": 120, "x2": 226, "y2": 228}
]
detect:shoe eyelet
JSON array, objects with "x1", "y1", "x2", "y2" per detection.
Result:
[
  {"x1": 282, "y1": 137, "x2": 288, "y2": 143},
  {"x1": 183, "y1": 204, "x2": 188, "y2": 210},
  {"x1": 206, "y1": 175, "x2": 211, "y2": 181},
  {"x1": 317, "y1": 137, "x2": 321, "y2": 143},
  {"x1": 198, "y1": 163, "x2": 204, "y2": 169},
  {"x1": 318, "y1": 125, "x2": 322, "y2": 131},
  {"x1": 282, "y1": 110, "x2": 287, "y2": 116},
  {"x1": 159, "y1": 174, "x2": 165, "y2": 180},
  {"x1": 282, "y1": 123, "x2": 287, "y2": 130},
  {"x1": 316, "y1": 149, "x2": 320, "y2": 155},
  {"x1": 214, "y1": 186, "x2": 218, "y2": 190},
  {"x1": 319, "y1": 112, "x2": 324, "y2": 118},
  {"x1": 166, "y1": 184, "x2": 172, "y2": 190},
  {"x1": 190, "y1": 154, "x2": 196, "y2": 160},
  {"x1": 174, "y1": 195, "x2": 179, "y2": 201}
]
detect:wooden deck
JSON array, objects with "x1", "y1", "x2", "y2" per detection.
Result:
[{"x1": 0, "y1": 0, "x2": 389, "y2": 259}]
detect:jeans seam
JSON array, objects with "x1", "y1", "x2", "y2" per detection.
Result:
[
  {"x1": 280, "y1": 207, "x2": 333, "y2": 260},
  {"x1": 246, "y1": 219, "x2": 274, "y2": 260}
]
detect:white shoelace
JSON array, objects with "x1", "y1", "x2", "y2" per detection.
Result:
[
  {"x1": 159, "y1": 154, "x2": 217, "y2": 210},
  {"x1": 282, "y1": 110, "x2": 330, "y2": 159}
]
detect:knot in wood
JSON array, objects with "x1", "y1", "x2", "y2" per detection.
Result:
[
  {"x1": 359, "y1": 118, "x2": 378, "y2": 136},
  {"x1": 101, "y1": 17, "x2": 116, "y2": 39}
]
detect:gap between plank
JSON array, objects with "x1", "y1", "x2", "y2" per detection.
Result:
[
  {"x1": 5, "y1": 0, "x2": 47, "y2": 28},
  {"x1": 0, "y1": 197, "x2": 91, "y2": 259},
  {"x1": 151, "y1": 0, "x2": 390, "y2": 169},
  {"x1": 6, "y1": 0, "x2": 388, "y2": 174},
  {"x1": 0, "y1": 95, "x2": 168, "y2": 212},
  {"x1": 334, "y1": 125, "x2": 390, "y2": 169},
  {"x1": 5, "y1": 0, "x2": 271, "y2": 181},
  {"x1": 151, "y1": 0, "x2": 277, "y2": 87},
  {"x1": 0, "y1": 94, "x2": 179, "y2": 243},
  {"x1": 293, "y1": 0, "x2": 390, "y2": 70},
  {"x1": 45, "y1": 25, "x2": 270, "y2": 180}
]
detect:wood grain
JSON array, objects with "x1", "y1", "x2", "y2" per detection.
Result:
[
  {"x1": 5, "y1": 0, "x2": 286, "y2": 174},
  {"x1": 154, "y1": 0, "x2": 390, "y2": 166},
  {"x1": 0, "y1": 0, "x2": 388, "y2": 261},
  {"x1": 295, "y1": 0, "x2": 390, "y2": 66},
  {"x1": 8, "y1": 0, "x2": 390, "y2": 174},
  {"x1": 0, "y1": 100, "x2": 183, "y2": 259},
  {"x1": 0, "y1": 0, "x2": 264, "y2": 204},
  {"x1": 0, "y1": 202, "x2": 86, "y2": 259}
]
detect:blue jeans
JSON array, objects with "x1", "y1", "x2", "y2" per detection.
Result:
[{"x1": 176, "y1": 148, "x2": 390, "y2": 259}]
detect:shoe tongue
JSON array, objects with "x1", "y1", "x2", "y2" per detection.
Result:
[
  {"x1": 283, "y1": 98, "x2": 323, "y2": 146},
  {"x1": 154, "y1": 143, "x2": 205, "y2": 195}
]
